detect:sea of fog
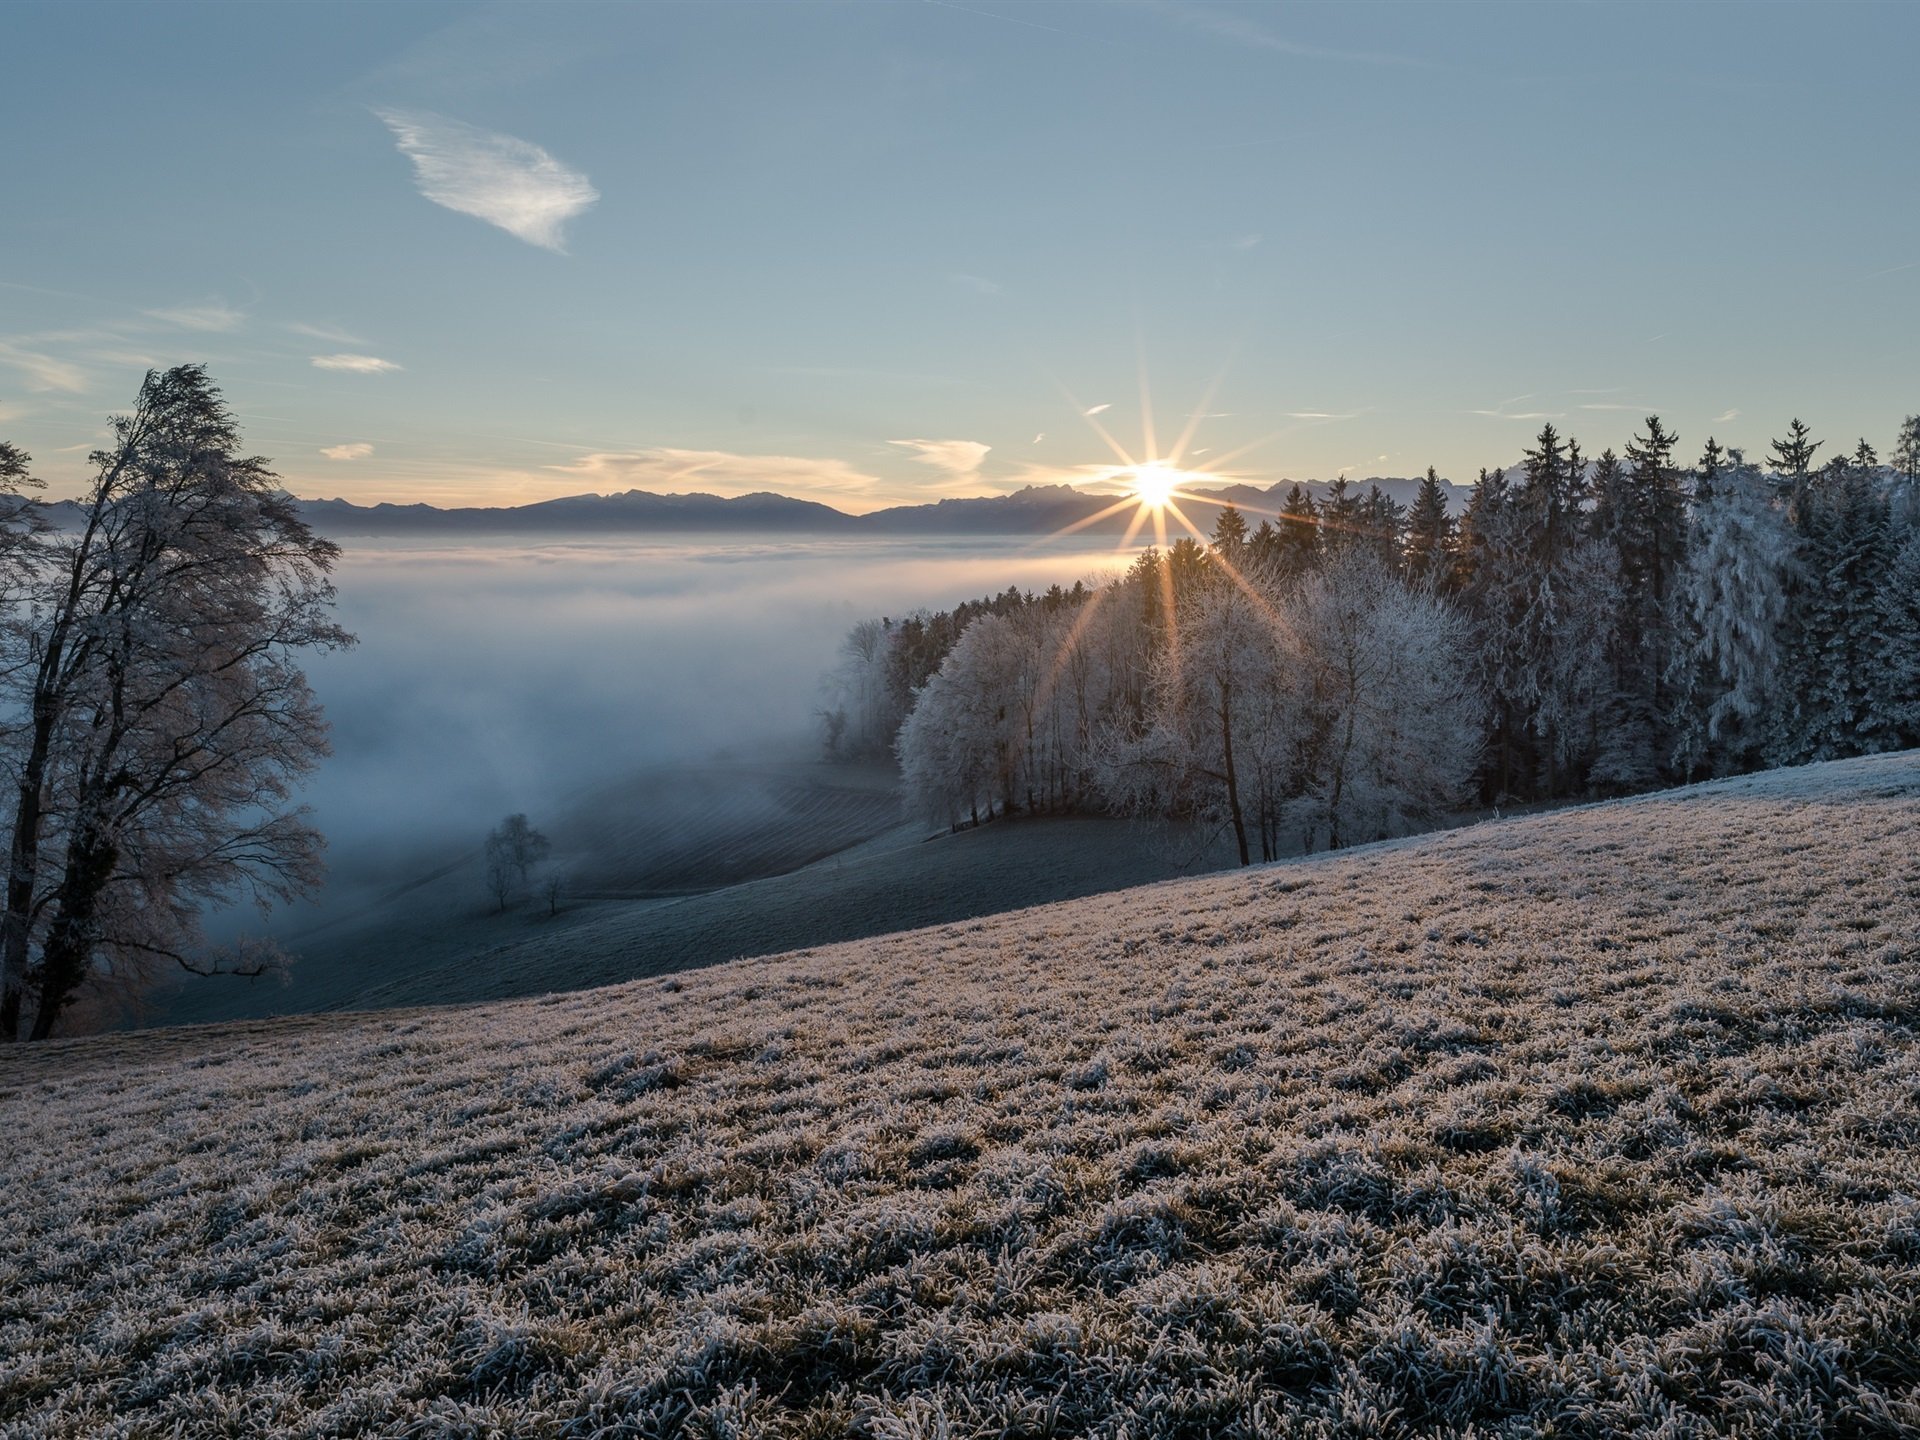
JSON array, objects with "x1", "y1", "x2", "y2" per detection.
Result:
[{"x1": 284, "y1": 533, "x2": 1140, "y2": 903}]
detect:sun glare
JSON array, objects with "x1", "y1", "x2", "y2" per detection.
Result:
[{"x1": 1128, "y1": 462, "x2": 1181, "y2": 511}]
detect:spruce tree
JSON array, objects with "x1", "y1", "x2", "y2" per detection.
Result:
[
  {"x1": 1320, "y1": 478, "x2": 1364, "y2": 555},
  {"x1": 1360, "y1": 484, "x2": 1405, "y2": 571},
  {"x1": 1670, "y1": 452, "x2": 1789, "y2": 777},
  {"x1": 1403, "y1": 467, "x2": 1455, "y2": 588},
  {"x1": 1457, "y1": 467, "x2": 1533, "y2": 800},
  {"x1": 1276, "y1": 484, "x2": 1319, "y2": 576},
  {"x1": 1891, "y1": 415, "x2": 1919, "y2": 486},
  {"x1": 1247, "y1": 519, "x2": 1280, "y2": 573},
  {"x1": 1210, "y1": 503, "x2": 1248, "y2": 557}
]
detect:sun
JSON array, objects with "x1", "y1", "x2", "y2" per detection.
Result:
[{"x1": 1127, "y1": 462, "x2": 1181, "y2": 511}]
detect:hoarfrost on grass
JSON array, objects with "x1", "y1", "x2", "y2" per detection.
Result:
[{"x1": 4, "y1": 753, "x2": 1920, "y2": 1436}]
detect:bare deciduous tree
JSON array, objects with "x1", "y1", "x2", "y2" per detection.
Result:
[
  {"x1": 483, "y1": 813, "x2": 550, "y2": 912},
  {"x1": 0, "y1": 366, "x2": 351, "y2": 1040}
]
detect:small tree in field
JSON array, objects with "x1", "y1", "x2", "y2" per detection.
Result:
[
  {"x1": 0, "y1": 367, "x2": 351, "y2": 1040},
  {"x1": 483, "y1": 813, "x2": 549, "y2": 912}
]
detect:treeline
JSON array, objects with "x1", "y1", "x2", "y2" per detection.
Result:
[{"x1": 826, "y1": 414, "x2": 1920, "y2": 861}]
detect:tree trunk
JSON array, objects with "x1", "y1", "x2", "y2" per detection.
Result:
[
  {"x1": 27, "y1": 832, "x2": 117, "y2": 1042},
  {"x1": 1218, "y1": 685, "x2": 1250, "y2": 867},
  {"x1": 2, "y1": 674, "x2": 67, "y2": 1040},
  {"x1": 1327, "y1": 673, "x2": 1360, "y2": 852},
  {"x1": 0, "y1": 770, "x2": 45, "y2": 1039},
  {"x1": 0, "y1": 453, "x2": 122, "y2": 1041}
]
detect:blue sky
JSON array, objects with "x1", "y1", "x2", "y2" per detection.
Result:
[{"x1": 3, "y1": 0, "x2": 1916, "y2": 509}]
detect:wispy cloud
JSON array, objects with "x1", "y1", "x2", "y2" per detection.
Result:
[
  {"x1": 1286, "y1": 410, "x2": 1356, "y2": 421},
  {"x1": 1225, "y1": 233, "x2": 1262, "y2": 251},
  {"x1": 311, "y1": 354, "x2": 403, "y2": 374},
  {"x1": 144, "y1": 301, "x2": 245, "y2": 333},
  {"x1": 1469, "y1": 408, "x2": 1561, "y2": 422},
  {"x1": 321, "y1": 443, "x2": 375, "y2": 461},
  {"x1": 0, "y1": 340, "x2": 88, "y2": 393},
  {"x1": 763, "y1": 364, "x2": 957, "y2": 385},
  {"x1": 544, "y1": 448, "x2": 890, "y2": 508},
  {"x1": 1578, "y1": 402, "x2": 1658, "y2": 412},
  {"x1": 890, "y1": 438, "x2": 991, "y2": 479},
  {"x1": 1084, "y1": 403, "x2": 1112, "y2": 416},
  {"x1": 377, "y1": 108, "x2": 598, "y2": 252},
  {"x1": 288, "y1": 321, "x2": 365, "y2": 345},
  {"x1": 949, "y1": 273, "x2": 1003, "y2": 296},
  {"x1": 1713, "y1": 408, "x2": 1741, "y2": 424},
  {"x1": 1147, "y1": 1, "x2": 1430, "y2": 68}
]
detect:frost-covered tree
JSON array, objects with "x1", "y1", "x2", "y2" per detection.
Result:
[
  {"x1": 484, "y1": 814, "x2": 551, "y2": 912},
  {"x1": 0, "y1": 367, "x2": 351, "y2": 1040},
  {"x1": 896, "y1": 612, "x2": 1035, "y2": 827},
  {"x1": 1894, "y1": 414, "x2": 1920, "y2": 486},
  {"x1": 1456, "y1": 468, "x2": 1531, "y2": 799},
  {"x1": 1669, "y1": 452, "x2": 1788, "y2": 777},
  {"x1": 1884, "y1": 527, "x2": 1920, "y2": 746},
  {"x1": 1590, "y1": 417, "x2": 1687, "y2": 791},
  {"x1": 1289, "y1": 553, "x2": 1483, "y2": 850},
  {"x1": 1125, "y1": 563, "x2": 1282, "y2": 865},
  {"x1": 820, "y1": 617, "x2": 900, "y2": 759},
  {"x1": 1359, "y1": 484, "x2": 1405, "y2": 571}
]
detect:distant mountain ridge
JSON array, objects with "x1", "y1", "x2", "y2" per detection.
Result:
[{"x1": 283, "y1": 475, "x2": 1468, "y2": 538}]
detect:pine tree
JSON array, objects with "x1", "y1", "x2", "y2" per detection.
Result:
[
  {"x1": 1765, "y1": 420, "x2": 1829, "y2": 763},
  {"x1": 1884, "y1": 526, "x2": 1920, "y2": 747},
  {"x1": 1670, "y1": 452, "x2": 1789, "y2": 777},
  {"x1": 1211, "y1": 503, "x2": 1248, "y2": 558},
  {"x1": 1511, "y1": 424, "x2": 1613, "y2": 795},
  {"x1": 1457, "y1": 467, "x2": 1532, "y2": 800},
  {"x1": 1588, "y1": 449, "x2": 1628, "y2": 549},
  {"x1": 1359, "y1": 485, "x2": 1405, "y2": 571},
  {"x1": 1891, "y1": 414, "x2": 1919, "y2": 486},
  {"x1": 1320, "y1": 478, "x2": 1364, "y2": 555},
  {"x1": 1695, "y1": 436, "x2": 1725, "y2": 506},
  {"x1": 1591, "y1": 416, "x2": 1686, "y2": 789},
  {"x1": 1275, "y1": 484, "x2": 1319, "y2": 577},
  {"x1": 1247, "y1": 519, "x2": 1281, "y2": 573},
  {"x1": 1818, "y1": 445, "x2": 1898, "y2": 755},
  {"x1": 1402, "y1": 467, "x2": 1455, "y2": 588},
  {"x1": 1770, "y1": 418, "x2": 1822, "y2": 525}
]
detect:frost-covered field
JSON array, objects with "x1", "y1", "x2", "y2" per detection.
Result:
[{"x1": 5, "y1": 754, "x2": 1920, "y2": 1437}]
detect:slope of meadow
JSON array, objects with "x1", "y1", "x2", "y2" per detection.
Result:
[{"x1": 5, "y1": 754, "x2": 1920, "y2": 1437}]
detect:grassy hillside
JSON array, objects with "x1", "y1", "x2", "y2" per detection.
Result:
[
  {"x1": 159, "y1": 764, "x2": 1238, "y2": 1027},
  {"x1": 7, "y1": 754, "x2": 1920, "y2": 1437}
]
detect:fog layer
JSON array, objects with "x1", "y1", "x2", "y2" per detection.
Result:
[{"x1": 289, "y1": 534, "x2": 1135, "y2": 900}]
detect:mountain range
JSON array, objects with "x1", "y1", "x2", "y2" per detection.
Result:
[{"x1": 285, "y1": 475, "x2": 1466, "y2": 539}]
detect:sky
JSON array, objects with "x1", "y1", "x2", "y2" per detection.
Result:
[{"x1": 2, "y1": 0, "x2": 1917, "y2": 511}]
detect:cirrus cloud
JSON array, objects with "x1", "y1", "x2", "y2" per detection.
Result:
[
  {"x1": 377, "y1": 108, "x2": 598, "y2": 253},
  {"x1": 889, "y1": 438, "x2": 991, "y2": 478},
  {"x1": 322, "y1": 443, "x2": 375, "y2": 461},
  {"x1": 0, "y1": 340, "x2": 88, "y2": 393},
  {"x1": 144, "y1": 301, "x2": 246, "y2": 333},
  {"x1": 311, "y1": 354, "x2": 403, "y2": 374}
]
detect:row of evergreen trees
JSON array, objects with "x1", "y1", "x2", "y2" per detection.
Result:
[
  {"x1": 1441, "y1": 415, "x2": 1918, "y2": 800},
  {"x1": 832, "y1": 412, "x2": 1920, "y2": 814}
]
